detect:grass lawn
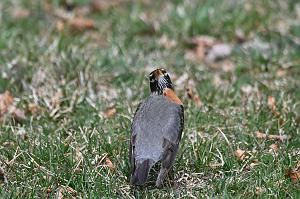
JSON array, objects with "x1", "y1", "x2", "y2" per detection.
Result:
[{"x1": 0, "y1": 0, "x2": 300, "y2": 198}]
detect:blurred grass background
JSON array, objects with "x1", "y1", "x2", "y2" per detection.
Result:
[{"x1": 0, "y1": 0, "x2": 299, "y2": 198}]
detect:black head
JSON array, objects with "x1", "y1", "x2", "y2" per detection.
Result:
[{"x1": 149, "y1": 68, "x2": 173, "y2": 94}]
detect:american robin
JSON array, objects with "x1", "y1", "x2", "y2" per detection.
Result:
[{"x1": 130, "y1": 68, "x2": 184, "y2": 187}]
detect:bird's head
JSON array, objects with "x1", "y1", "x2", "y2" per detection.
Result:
[{"x1": 149, "y1": 68, "x2": 173, "y2": 94}]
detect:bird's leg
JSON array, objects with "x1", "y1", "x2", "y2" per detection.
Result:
[{"x1": 155, "y1": 167, "x2": 169, "y2": 187}]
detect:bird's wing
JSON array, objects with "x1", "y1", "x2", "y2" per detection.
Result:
[
  {"x1": 129, "y1": 102, "x2": 143, "y2": 172},
  {"x1": 161, "y1": 104, "x2": 184, "y2": 146}
]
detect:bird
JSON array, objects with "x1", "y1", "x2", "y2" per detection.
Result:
[{"x1": 129, "y1": 68, "x2": 184, "y2": 187}]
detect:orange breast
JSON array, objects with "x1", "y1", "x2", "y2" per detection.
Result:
[{"x1": 163, "y1": 88, "x2": 183, "y2": 105}]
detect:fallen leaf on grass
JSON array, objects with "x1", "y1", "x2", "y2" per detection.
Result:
[
  {"x1": 255, "y1": 187, "x2": 265, "y2": 195},
  {"x1": 69, "y1": 17, "x2": 95, "y2": 31},
  {"x1": 103, "y1": 107, "x2": 117, "y2": 118},
  {"x1": 103, "y1": 157, "x2": 115, "y2": 171},
  {"x1": 269, "y1": 143, "x2": 279, "y2": 153},
  {"x1": 276, "y1": 69, "x2": 287, "y2": 77},
  {"x1": 286, "y1": 161, "x2": 300, "y2": 183},
  {"x1": 268, "y1": 96, "x2": 276, "y2": 111},
  {"x1": 186, "y1": 87, "x2": 202, "y2": 107},
  {"x1": 249, "y1": 159, "x2": 260, "y2": 168},
  {"x1": 27, "y1": 103, "x2": 40, "y2": 114},
  {"x1": 0, "y1": 91, "x2": 14, "y2": 115},
  {"x1": 185, "y1": 35, "x2": 232, "y2": 63},
  {"x1": 56, "y1": 20, "x2": 65, "y2": 32},
  {"x1": 0, "y1": 91, "x2": 26, "y2": 122},
  {"x1": 235, "y1": 149, "x2": 246, "y2": 161},
  {"x1": 11, "y1": 108, "x2": 26, "y2": 121},
  {"x1": 56, "y1": 185, "x2": 76, "y2": 199},
  {"x1": 90, "y1": 0, "x2": 121, "y2": 12},
  {"x1": 185, "y1": 35, "x2": 215, "y2": 62},
  {"x1": 10, "y1": 7, "x2": 30, "y2": 19},
  {"x1": 254, "y1": 131, "x2": 289, "y2": 141}
]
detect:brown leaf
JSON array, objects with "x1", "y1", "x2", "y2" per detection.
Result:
[
  {"x1": 10, "y1": 7, "x2": 30, "y2": 19},
  {"x1": 12, "y1": 108, "x2": 26, "y2": 121},
  {"x1": 103, "y1": 157, "x2": 115, "y2": 171},
  {"x1": 286, "y1": 161, "x2": 300, "y2": 183},
  {"x1": 69, "y1": 17, "x2": 95, "y2": 31},
  {"x1": 0, "y1": 91, "x2": 14, "y2": 115},
  {"x1": 56, "y1": 185, "x2": 76, "y2": 199},
  {"x1": 103, "y1": 107, "x2": 117, "y2": 118},
  {"x1": 90, "y1": 0, "x2": 121, "y2": 13},
  {"x1": 27, "y1": 103, "x2": 40, "y2": 114},
  {"x1": 56, "y1": 20, "x2": 65, "y2": 32},
  {"x1": 276, "y1": 69, "x2": 287, "y2": 77},
  {"x1": 185, "y1": 35, "x2": 215, "y2": 62},
  {"x1": 255, "y1": 187, "x2": 265, "y2": 195},
  {"x1": 235, "y1": 149, "x2": 246, "y2": 161},
  {"x1": 254, "y1": 131, "x2": 289, "y2": 141},
  {"x1": 74, "y1": 6, "x2": 91, "y2": 17},
  {"x1": 268, "y1": 96, "x2": 276, "y2": 111},
  {"x1": 185, "y1": 35, "x2": 232, "y2": 63},
  {"x1": 186, "y1": 87, "x2": 202, "y2": 107},
  {"x1": 269, "y1": 143, "x2": 279, "y2": 153}
]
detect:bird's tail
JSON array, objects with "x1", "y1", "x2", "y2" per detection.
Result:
[{"x1": 131, "y1": 159, "x2": 154, "y2": 186}]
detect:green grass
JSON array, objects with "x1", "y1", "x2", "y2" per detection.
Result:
[{"x1": 0, "y1": 0, "x2": 300, "y2": 198}]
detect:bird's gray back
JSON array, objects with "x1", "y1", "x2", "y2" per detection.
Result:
[{"x1": 132, "y1": 95, "x2": 183, "y2": 163}]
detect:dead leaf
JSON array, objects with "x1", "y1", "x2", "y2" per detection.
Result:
[
  {"x1": 286, "y1": 161, "x2": 300, "y2": 183},
  {"x1": 250, "y1": 159, "x2": 260, "y2": 168},
  {"x1": 90, "y1": 0, "x2": 121, "y2": 12},
  {"x1": 268, "y1": 96, "x2": 276, "y2": 111},
  {"x1": 186, "y1": 87, "x2": 202, "y2": 107},
  {"x1": 255, "y1": 187, "x2": 265, "y2": 195},
  {"x1": 276, "y1": 69, "x2": 287, "y2": 77},
  {"x1": 12, "y1": 108, "x2": 26, "y2": 121},
  {"x1": 10, "y1": 7, "x2": 30, "y2": 19},
  {"x1": 74, "y1": 6, "x2": 91, "y2": 16},
  {"x1": 269, "y1": 143, "x2": 279, "y2": 153},
  {"x1": 103, "y1": 107, "x2": 117, "y2": 118},
  {"x1": 56, "y1": 185, "x2": 76, "y2": 199},
  {"x1": 28, "y1": 103, "x2": 40, "y2": 114},
  {"x1": 0, "y1": 91, "x2": 14, "y2": 115},
  {"x1": 185, "y1": 35, "x2": 215, "y2": 62},
  {"x1": 185, "y1": 35, "x2": 232, "y2": 64},
  {"x1": 56, "y1": 20, "x2": 65, "y2": 32},
  {"x1": 254, "y1": 131, "x2": 289, "y2": 141},
  {"x1": 69, "y1": 17, "x2": 95, "y2": 31},
  {"x1": 103, "y1": 157, "x2": 115, "y2": 171},
  {"x1": 235, "y1": 149, "x2": 246, "y2": 161},
  {"x1": 46, "y1": 187, "x2": 52, "y2": 194}
]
